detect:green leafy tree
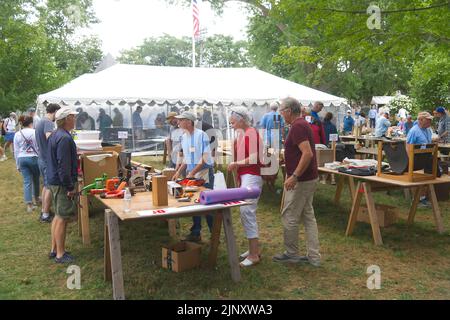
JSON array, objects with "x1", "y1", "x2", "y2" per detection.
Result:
[
  {"x1": 410, "y1": 50, "x2": 450, "y2": 111},
  {"x1": 172, "y1": 0, "x2": 449, "y2": 105},
  {"x1": 119, "y1": 35, "x2": 192, "y2": 66},
  {"x1": 119, "y1": 34, "x2": 251, "y2": 68},
  {"x1": 0, "y1": 0, "x2": 102, "y2": 114}
]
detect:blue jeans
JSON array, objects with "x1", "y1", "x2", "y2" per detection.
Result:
[
  {"x1": 18, "y1": 157, "x2": 40, "y2": 204},
  {"x1": 190, "y1": 167, "x2": 215, "y2": 236},
  {"x1": 38, "y1": 158, "x2": 48, "y2": 187}
]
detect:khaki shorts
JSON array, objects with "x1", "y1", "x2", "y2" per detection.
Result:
[{"x1": 49, "y1": 185, "x2": 77, "y2": 220}]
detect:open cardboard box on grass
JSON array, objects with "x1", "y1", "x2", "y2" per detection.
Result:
[
  {"x1": 162, "y1": 241, "x2": 202, "y2": 272},
  {"x1": 357, "y1": 204, "x2": 397, "y2": 227}
]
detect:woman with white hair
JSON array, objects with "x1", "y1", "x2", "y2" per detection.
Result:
[{"x1": 228, "y1": 107, "x2": 263, "y2": 267}]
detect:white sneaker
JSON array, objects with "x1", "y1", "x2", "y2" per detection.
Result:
[{"x1": 0, "y1": 156, "x2": 7, "y2": 162}]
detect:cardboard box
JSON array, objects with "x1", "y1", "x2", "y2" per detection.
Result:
[
  {"x1": 102, "y1": 144, "x2": 123, "y2": 154},
  {"x1": 316, "y1": 148, "x2": 334, "y2": 167},
  {"x1": 162, "y1": 242, "x2": 202, "y2": 272},
  {"x1": 358, "y1": 204, "x2": 397, "y2": 227},
  {"x1": 167, "y1": 181, "x2": 183, "y2": 198},
  {"x1": 81, "y1": 151, "x2": 119, "y2": 186}
]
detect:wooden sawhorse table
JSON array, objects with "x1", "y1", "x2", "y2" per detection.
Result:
[
  {"x1": 97, "y1": 192, "x2": 248, "y2": 300},
  {"x1": 319, "y1": 167, "x2": 449, "y2": 245}
]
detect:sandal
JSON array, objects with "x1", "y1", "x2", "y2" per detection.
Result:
[
  {"x1": 240, "y1": 257, "x2": 260, "y2": 268},
  {"x1": 239, "y1": 250, "x2": 262, "y2": 261}
]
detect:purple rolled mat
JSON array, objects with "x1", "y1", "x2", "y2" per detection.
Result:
[{"x1": 199, "y1": 187, "x2": 262, "y2": 205}]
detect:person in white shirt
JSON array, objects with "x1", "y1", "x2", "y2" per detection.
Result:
[
  {"x1": 3, "y1": 112, "x2": 17, "y2": 154},
  {"x1": 14, "y1": 115, "x2": 40, "y2": 213},
  {"x1": 397, "y1": 107, "x2": 408, "y2": 121}
]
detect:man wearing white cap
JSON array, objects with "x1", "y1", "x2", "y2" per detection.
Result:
[
  {"x1": 46, "y1": 107, "x2": 79, "y2": 264},
  {"x1": 172, "y1": 111, "x2": 215, "y2": 242},
  {"x1": 407, "y1": 111, "x2": 436, "y2": 207}
]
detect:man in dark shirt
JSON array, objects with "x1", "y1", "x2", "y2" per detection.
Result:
[
  {"x1": 47, "y1": 107, "x2": 79, "y2": 264},
  {"x1": 35, "y1": 103, "x2": 60, "y2": 223},
  {"x1": 273, "y1": 97, "x2": 321, "y2": 267}
]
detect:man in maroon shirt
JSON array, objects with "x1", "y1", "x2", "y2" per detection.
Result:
[{"x1": 273, "y1": 97, "x2": 321, "y2": 267}]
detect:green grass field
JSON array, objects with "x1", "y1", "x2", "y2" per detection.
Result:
[{"x1": 1, "y1": 154, "x2": 450, "y2": 300}]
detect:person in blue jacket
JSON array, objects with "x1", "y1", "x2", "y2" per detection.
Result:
[{"x1": 343, "y1": 110, "x2": 354, "y2": 135}]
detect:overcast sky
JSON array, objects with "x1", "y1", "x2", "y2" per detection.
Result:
[{"x1": 82, "y1": 0, "x2": 250, "y2": 57}]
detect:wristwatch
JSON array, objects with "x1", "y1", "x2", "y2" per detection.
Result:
[{"x1": 292, "y1": 173, "x2": 299, "y2": 179}]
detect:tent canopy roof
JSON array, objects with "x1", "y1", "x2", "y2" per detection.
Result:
[
  {"x1": 38, "y1": 64, "x2": 347, "y2": 108},
  {"x1": 371, "y1": 96, "x2": 395, "y2": 105}
]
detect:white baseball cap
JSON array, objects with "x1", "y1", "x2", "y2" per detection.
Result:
[
  {"x1": 55, "y1": 107, "x2": 78, "y2": 121},
  {"x1": 175, "y1": 111, "x2": 196, "y2": 122}
]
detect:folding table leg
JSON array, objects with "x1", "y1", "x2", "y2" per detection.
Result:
[
  {"x1": 428, "y1": 184, "x2": 445, "y2": 234},
  {"x1": 105, "y1": 209, "x2": 125, "y2": 300},
  {"x1": 222, "y1": 208, "x2": 241, "y2": 282}
]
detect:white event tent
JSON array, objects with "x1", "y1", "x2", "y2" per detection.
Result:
[
  {"x1": 37, "y1": 64, "x2": 347, "y2": 151},
  {"x1": 38, "y1": 64, "x2": 346, "y2": 109}
]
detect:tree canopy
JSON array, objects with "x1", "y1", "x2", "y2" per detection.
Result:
[
  {"x1": 172, "y1": 0, "x2": 449, "y2": 109},
  {"x1": 118, "y1": 34, "x2": 251, "y2": 68},
  {"x1": 0, "y1": 0, "x2": 102, "y2": 114}
]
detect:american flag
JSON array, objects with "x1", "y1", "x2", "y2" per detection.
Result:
[{"x1": 192, "y1": 0, "x2": 200, "y2": 38}]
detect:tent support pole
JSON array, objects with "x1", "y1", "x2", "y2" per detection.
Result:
[
  {"x1": 225, "y1": 106, "x2": 231, "y2": 142},
  {"x1": 130, "y1": 105, "x2": 135, "y2": 151}
]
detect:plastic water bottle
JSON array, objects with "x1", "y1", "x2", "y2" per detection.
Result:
[{"x1": 123, "y1": 188, "x2": 131, "y2": 213}]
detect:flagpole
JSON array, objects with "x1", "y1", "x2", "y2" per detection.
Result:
[{"x1": 192, "y1": 35, "x2": 196, "y2": 68}]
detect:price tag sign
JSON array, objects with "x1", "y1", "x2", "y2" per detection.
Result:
[
  {"x1": 118, "y1": 131, "x2": 128, "y2": 139},
  {"x1": 329, "y1": 134, "x2": 339, "y2": 142}
]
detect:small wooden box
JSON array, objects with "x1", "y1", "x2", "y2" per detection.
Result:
[
  {"x1": 152, "y1": 176, "x2": 168, "y2": 206},
  {"x1": 358, "y1": 204, "x2": 397, "y2": 227}
]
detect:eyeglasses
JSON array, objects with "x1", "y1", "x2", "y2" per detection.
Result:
[{"x1": 279, "y1": 108, "x2": 289, "y2": 113}]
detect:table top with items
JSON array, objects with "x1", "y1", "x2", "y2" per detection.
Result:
[{"x1": 96, "y1": 187, "x2": 249, "y2": 221}]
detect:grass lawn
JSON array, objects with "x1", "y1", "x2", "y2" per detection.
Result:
[{"x1": 1, "y1": 154, "x2": 450, "y2": 300}]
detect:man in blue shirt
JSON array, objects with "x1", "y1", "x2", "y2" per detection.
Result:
[
  {"x1": 47, "y1": 107, "x2": 78, "y2": 264},
  {"x1": 172, "y1": 111, "x2": 214, "y2": 242},
  {"x1": 260, "y1": 101, "x2": 285, "y2": 149},
  {"x1": 369, "y1": 105, "x2": 378, "y2": 129},
  {"x1": 406, "y1": 111, "x2": 435, "y2": 207},
  {"x1": 406, "y1": 112, "x2": 433, "y2": 145},
  {"x1": 343, "y1": 110, "x2": 354, "y2": 135},
  {"x1": 374, "y1": 112, "x2": 392, "y2": 137}
]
